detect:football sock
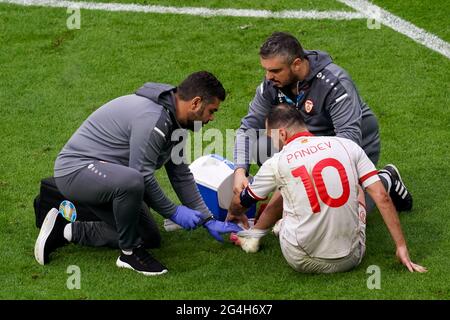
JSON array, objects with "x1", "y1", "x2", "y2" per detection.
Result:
[
  {"x1": 63, "y1": 224, "x2": 72, "y2": 242},
  {"x1": 378, "y1": 172, "x2": 391, "y2": 192}
]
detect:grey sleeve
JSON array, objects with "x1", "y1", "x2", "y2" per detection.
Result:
[
  {"x1": 234, "y1": 83, "x2": 272, "y2": 172},
  {"x1": 326, "y1": 80, "x2": 363, "y2": 146},
  {"x1": 129, "y1": 114, "x2": 177, "y2": 218},
  {"x1": 165, "y1": 160, "x2": 212, "y2": 219}
]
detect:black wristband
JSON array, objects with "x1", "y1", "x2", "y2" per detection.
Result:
[
  {"x1": 240, "y1": 188, "x2": 258, "y2": 208},
  {"x1": 201, "y1": 215, "x2": 215, "y2": 226}
]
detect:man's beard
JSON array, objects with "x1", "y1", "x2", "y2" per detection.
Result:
[
  {"x1": 186, "y1": 120, "x2": 206, "y2": 131},
  {"x1": 273, "y1": 72, "x2": 297, "y2": 88},
  {"x1": 185, "y1": 119, "x2": 197, "y2": 131},
  {"x1": 185, "y1": 105, "x2": 206, "y2": 131}
]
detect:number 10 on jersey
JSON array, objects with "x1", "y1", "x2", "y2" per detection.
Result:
[{"x1": 291, "y1": 158, "x2": 350, "y2": 214}]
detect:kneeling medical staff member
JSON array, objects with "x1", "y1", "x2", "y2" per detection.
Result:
[{"x1": 35, "y1": 71, "x2": 241, "y2": 276}]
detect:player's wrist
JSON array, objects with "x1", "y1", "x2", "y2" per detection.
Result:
[{"x1": 235, "y1": 167, "x2": 249, "y2": 177}]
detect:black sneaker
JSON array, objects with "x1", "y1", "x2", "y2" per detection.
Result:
[
  {"x1": 116, "y1": 246, "x2": 168, "y2": 276},
  {"x1": 379, "y1": 164, "x2": 413, "y2": 212},
  {"x1": 34, "y1": 208, "x2": 69, "y2": 265}
]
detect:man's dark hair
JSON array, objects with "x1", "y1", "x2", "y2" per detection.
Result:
[
  {"x1": 177, "y1": 71, "x2": 226, "y2": 103},
  {"x1": 259, "y1": 32, "x2": 306, "y2": 64},
  {"x1": 266, "y1": 104, "x2": 305, "y2": 129}
]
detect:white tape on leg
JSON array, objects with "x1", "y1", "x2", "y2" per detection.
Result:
[
  {"x1": 235, "y1": 228, "x2": 269, "y2": 253},
  {"x1": 238, "y1": 236, "x2": 262, "y2": 253}
]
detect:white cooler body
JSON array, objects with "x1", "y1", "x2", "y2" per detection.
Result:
[{"x1": 189, "y1": 154, "x2": 256, "y2": 221}]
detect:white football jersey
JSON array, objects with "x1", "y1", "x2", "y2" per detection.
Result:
[{"x1": 247, "y1": 132, "x2": 379, "y2": 259}]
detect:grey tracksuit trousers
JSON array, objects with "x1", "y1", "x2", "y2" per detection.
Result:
[{"x1": 55, "y1": 161, "x2": 161, "y2": 250}]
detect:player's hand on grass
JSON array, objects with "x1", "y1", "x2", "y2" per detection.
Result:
[
  {"x1": 233, "y1": 168, "x2": 249, "y2": 195},
  {"x1": 396, "y1": 246, "x2": 428, "y2": 273},
  {"x1": 203, "y1": 219, "x2": 242, "y2": 242},
  {"x1": 170, "y1": 205, "x2": 203, "y2": 230}
]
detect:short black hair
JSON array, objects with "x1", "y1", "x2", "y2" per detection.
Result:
[
  {"x1": 266, "y1": 104, "x2": 305, "y2": 129},
  {"x1": 177, "y1": 71, "x2": 226, "y2": 104},
  {"x1": 259, "y1": 32, "x2": 306, "y2": 64}
]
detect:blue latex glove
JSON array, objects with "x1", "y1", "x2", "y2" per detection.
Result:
[
  {"x1": 203, "y1": 219, "x2": 243, "y2": 242},
  {"x1": 170, "y1": 206, "x2": 204, "y2": 230}
]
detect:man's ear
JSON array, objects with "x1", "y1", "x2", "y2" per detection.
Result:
[
  {"x1": 279, "y1": 128, "x2": 288, "y2": 141},
  {"x1": 291, "y1": 57, "x2": 302, "y2": 71},
  {"x1": 190, "y1": 96, "x2": 203, "y2": 112}
]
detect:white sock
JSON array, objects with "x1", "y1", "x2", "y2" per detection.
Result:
[
  {"x1": 122, "y1": 250, "x2": 133, "y2": 255},
  {"x1": 63, "y1": 224, "x2": 72, "y2": 242},
  {"x1": 378, "y1": 172, "x2": 392, "y2": 192}
]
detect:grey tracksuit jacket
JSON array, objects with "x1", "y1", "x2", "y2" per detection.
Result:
[
  {"x1": 234, "y1": 50, "x2": 380, "y2": 171},
  {"x1": 54, "y1": 83, "x2": 212, "y2": 218}
]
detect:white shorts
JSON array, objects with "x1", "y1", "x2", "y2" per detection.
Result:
[{"x1": 279, "y1": 207, "x2": 367, "y2": 274}]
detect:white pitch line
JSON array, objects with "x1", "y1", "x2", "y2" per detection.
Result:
[
  {"x1": 2, "y1": 0, "x2": 448, "y2": 59},
  {"x1": 337, "y1": 0, "x2": 450, "y2": 59},
  {"x1": 0, "y1": 0, "x2": 366, "y2": 20}
]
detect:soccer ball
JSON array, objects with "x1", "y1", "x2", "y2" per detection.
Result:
[{"x1": 59, "y1": 200, "x2": 77, "y2": 222}]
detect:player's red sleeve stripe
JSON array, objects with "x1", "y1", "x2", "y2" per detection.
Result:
[
  {"x1": 247, "y1": 187, "x2": 267, "y2": 201},
  {"x1": 359, "y1": 170, "x2": 378, "y2": 184}
]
